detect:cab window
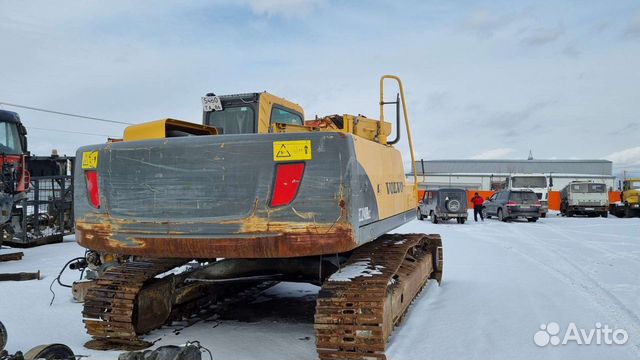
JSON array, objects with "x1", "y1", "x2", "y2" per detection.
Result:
[
  {"x1": 271, "y1": 107, "x2": 303, "y2": 126},
  {"x1": 0, "y1": 122, "x2": 22, "y2": 154},
  {"x1": 571, "y1": 184, "x2": 588, "y2": 193},
  {"x1": 206, "y1": 106, "x2": 255, "y2": 134}
]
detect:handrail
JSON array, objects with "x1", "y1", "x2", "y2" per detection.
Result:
[{"x1": 379, "y1": 75, "x2": 418, "y2": 202}]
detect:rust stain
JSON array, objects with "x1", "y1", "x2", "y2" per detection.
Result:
[{"x1": 76, "y1": 214, "x2": 356, "y2": 259}]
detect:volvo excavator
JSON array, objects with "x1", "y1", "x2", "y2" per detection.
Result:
[{"x1": 73, "y1": 76, "x2": 443, "y2": 360}]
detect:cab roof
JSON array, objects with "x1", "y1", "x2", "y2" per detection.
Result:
[
  {"x1": 214, "y1": 92, "x2": 304, "y2": 118},
  {"x1": 0, "y1": 109, "x2": 22, "y2": 124}
]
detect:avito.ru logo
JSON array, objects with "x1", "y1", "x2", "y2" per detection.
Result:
[{"x1": 534, "y1": 322, "x2": 628, "y2": 347}]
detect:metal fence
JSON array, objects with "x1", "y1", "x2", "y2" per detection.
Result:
[{"x1": 4, "y1": 175, "x2": 74, "y2": 247}]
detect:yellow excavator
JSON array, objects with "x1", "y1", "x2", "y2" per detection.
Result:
[{"x1": 73, "y1": 76, "x2": 443, "y2": 359}]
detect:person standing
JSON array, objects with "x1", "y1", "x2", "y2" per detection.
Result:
[{"x1": 471, "y1": 192, "x2": 484, "y2": 222}]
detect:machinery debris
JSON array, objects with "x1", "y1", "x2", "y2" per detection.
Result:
[
  {"x1": 0, "y1": 320, "x2": 75, "y2": 360},
  {"x1": 0, "y1": 271, "x2": 39, "y2": 282},
  {"x1": 0, "y1": 252, "x2": 23, "y2": 262},
  {"x1": 118, "y1": 342, "x2": 212, "y2": 360},
  {"x1": 0, "y1": 252, "x2": 39, "y2": 282},
  {"x1": 0, "y1": 110, "x2": 74, "y2": 249}
]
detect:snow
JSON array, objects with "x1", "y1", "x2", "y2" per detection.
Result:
[
  {"x1": 1, "y1": 213, "x2": 639, "y2": 359},
  {"x1": 328, "y1": 260, "x2": 384, "y2": 282}
]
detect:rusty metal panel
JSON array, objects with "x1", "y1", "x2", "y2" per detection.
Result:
[{"x1": 75, "y1": 132, "x2": 385, "y2": 258}]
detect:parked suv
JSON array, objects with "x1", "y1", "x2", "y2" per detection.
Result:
[
  {"x1": 418, "y1": 188, "x2": 468, "y2": 224},
  {"x1": 483, "y1": 189, "x2": 541, "y2": 222}
]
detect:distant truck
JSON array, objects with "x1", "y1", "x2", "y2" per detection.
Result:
[
  {"x1": 560, "y1": 181, "x2": 609, "y2": 217},
  {"x1": 610, "y1": 178, "x2": 640, "y2": 218},
  {"x1": 501, "y1": 174, "x2": 550, "y2": 217}
]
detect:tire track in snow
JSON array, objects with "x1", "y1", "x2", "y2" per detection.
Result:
[
  {"x1": 555, "y1": 228, "x2": 640, "y2": 266},
  {"x1": 498, "y1": 222, "x2": 640, "y2": 355}
]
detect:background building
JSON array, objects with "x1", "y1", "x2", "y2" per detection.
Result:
[{"x1": 411, "y1": 159, "x2": 616, "y2": 191}]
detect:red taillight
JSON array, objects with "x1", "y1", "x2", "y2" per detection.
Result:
[
  {"x1": 534, "y1": 201, "x2": 542, "y2": 207},
  {"x1": 506, "y1": 201, "x2": 519, "y2": 207},
  {"x1": 85, "y1": 171, "x2": 101, "y2": 209},
  {"x1": 271, "y1": 163, "x2": 305, "y2": 207}
]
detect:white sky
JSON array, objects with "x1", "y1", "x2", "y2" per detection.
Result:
[{"x1": 0, "y1": 1, "x2": 639, "y2": 175}]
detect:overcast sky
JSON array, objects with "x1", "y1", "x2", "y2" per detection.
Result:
[{"x1": 1, "y1": 1, "x2": 639, "y2": 175}]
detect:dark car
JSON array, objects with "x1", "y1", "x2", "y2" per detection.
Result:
[
  {"x1": 418, "y1": 188, "x2": 468, "y2": 224},
  {"x1": 483, "y1": 190, "x2": 541, "y2": 222}
]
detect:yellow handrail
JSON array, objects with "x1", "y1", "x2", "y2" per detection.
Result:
[{"x1": 379, "y1": 75, "x2": 418, "y2": 202}]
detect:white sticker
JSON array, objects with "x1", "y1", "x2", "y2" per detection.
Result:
[
  {"x1": 202, "y1": 95, "x2": 223, "y2": 112},
  {"x1": 358, "y1": 207, "x2": 372, "y2": 222}
]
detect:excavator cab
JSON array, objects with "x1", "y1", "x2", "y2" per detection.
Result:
[
  {"x1": 201, "y1": 92, "x2": 305, "y2": 134},
  {"x1": 124, "y1": 92, "x2": 305, "y2": 141}
]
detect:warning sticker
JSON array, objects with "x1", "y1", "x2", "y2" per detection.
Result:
[
  {"x1": 273, "y1": 140, "x2": 312, "y2": 161},
  {"x1": 81, "y1": 151, "x2": 99, "y2": 169}
]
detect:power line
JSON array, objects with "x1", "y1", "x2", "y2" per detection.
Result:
[
  {"x1": 29, "y1": 127, "x2": 115, "y2": 138},
  {"x1": 0, "y1": 101, "x2": 132, "y2": 125}
]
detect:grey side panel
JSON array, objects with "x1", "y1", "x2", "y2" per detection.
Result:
[
  {"x1": 356, "y1": 209, "x2": 416, "y2": 245},
  {"x1": 350, "y1": 161, "x2": 380, "y2": 227},
  {"x1": 75, "y1": 133, "x2": 357, "y2": 236}
]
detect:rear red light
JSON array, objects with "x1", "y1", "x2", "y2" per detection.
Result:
[
  {"x1": 506, "y1": 201, "x2": 519, "y2": 207},
  {"x1": 85, "y1": 171, "x2": 101, "y2": 209},
  {"x1": 534, "y1": 200, "x2": 542, "y2": 207},
  {"x1": 271, "y1": 163, "x2": 305, "y2": 207}
]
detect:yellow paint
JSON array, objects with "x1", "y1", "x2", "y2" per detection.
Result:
[
  {"x1": 380, "y1": 75, "x2": 418, "y2": 202},
  {"x1": 622, "y1": 178, "x2": 640, "y2": 205},
  {"x1": 81, "y1": 151, "x2": 99, "y2": 169},
  {"x1": 352, "y1": 134, "x2": 416, "y2": 220},
  {"x1": 273, "y1": 140, "x2": 312, "y2": 161},
  {"x1": 342, "y1": 114, "x2": 391, "y2": 143},
  {"x1": 257, "y1": 92, "x2": 305, "y2": 134},
  {"x1": 123, "y1": 118, "x2": 217, "y2": 142}
]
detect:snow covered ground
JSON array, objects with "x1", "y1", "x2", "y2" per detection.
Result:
[{"x1": 1, "y1": 212, "x2": 639, "y2": 359}]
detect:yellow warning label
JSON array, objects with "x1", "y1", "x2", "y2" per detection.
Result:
[
  {"x1": 273, "y1": 140, "x2": 312, "y2": 161},
  {"x1": 81, "y1": 151, "x2": 99, "y2": 169}
]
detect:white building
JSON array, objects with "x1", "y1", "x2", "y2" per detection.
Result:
[{"x1": 410, "y1": 159, "x2": 616, "y2": 191}]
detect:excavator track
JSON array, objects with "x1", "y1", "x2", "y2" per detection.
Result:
[
  {"x1": 315, "y1": 233, "x2": 443, "y2": 360},
  {"x1": 82, "y1": 258, "x2": 277, "y2": 351},
  {"x1": 83, "y1": 258, "x2": 187, "y2": 350}
]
